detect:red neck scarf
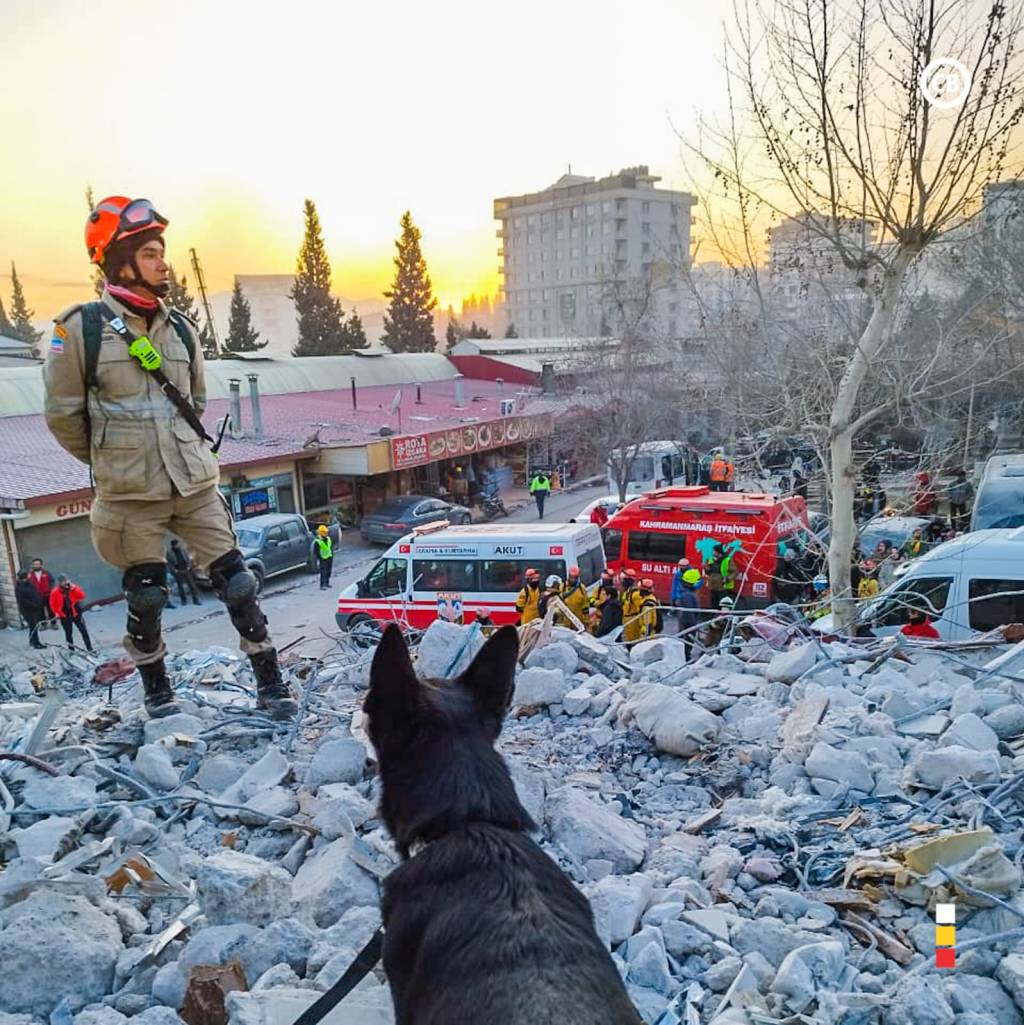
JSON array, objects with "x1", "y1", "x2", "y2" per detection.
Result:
[{"x1": 107, "y1": 283, "x2": 159, "y2": 310}]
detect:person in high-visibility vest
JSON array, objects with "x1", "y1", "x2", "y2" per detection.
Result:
[
  {"x1": 709, "y1": 450, "x2": 734, "y2": 492},
  {"x1": 620, "y1": 568, "x2": 643, "y2": 643},
  {"x1": 636, "y1": 578, "x2": 661, "y2": 640},
  {"x1": 515, "y1": 567, "x2": 542, "y2": 624},
  {"x1": 313, "y1": 525, "x2": 334, "y2": 591},
  {"x1": 561, "y1": 566, "x2": 591, "y2": 626},
  {"x1": 529, "y1": 471, "x2": 551, "y2": 519}
]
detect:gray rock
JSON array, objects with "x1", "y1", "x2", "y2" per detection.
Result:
[
  {"x1": 804, "y1": 742, "x2": 874, "y2": 794},
  {"x1": 705, "y1": 955, "x2": 743, "y2": 993},
  {"x1": 315, "y1": 783, "x2": 376, "y2": 829},
  {"x1": 771, "y1": 940, "x2": 845, "y2": 1013},
  {"x1": 622, "y1": 682, "x2": 720, "y2": 756},
  {"x1": 945, "y1": 973, "x2": 1022, "y2": 1024},
  {"x1": 194, "y1": 752, "x2": 248, "y2": 795},
  {"x1": 505, "y1": 757, "x2": 546, "y2": 825},
  {"x1": 563, "y1": 685, "x2": 593, "y2": 716},
  {"x1": 219, "y1": 747, "x2": 290, "y2": 808},
  {"x1": 225, "y1": 982, "x2": 394, "y2": 1025},
  {"x1": 905, "y1": 745, "x2": 1002, "y2": 790},
  {"x1": 661, "y1": 919, "x2": 713, "y2": 958},
  {"x1": 74, "y1": 1008, "x2": 127, "y2": 1025},
  {"x1": 245, "y1": 918, "x2": 317, "y2": 981},
  {"x1": 307, "y1": 906, "x2": 382, "y2": 977},
  {"x1": 133, "y1": 745, "x2": 179, "y2": 792},
  {"x1": 7, "y1": 816, "x2": 78, "y2": 861},
  {"x1": 953, "y1": 1014, "x2": 999, "y2": 1025},
  {"x1": 985, "y1": 704, "x2": 1024, "y2": 740},
  {"x1": 313, "y1": 801, "x2": 355, "y2": 841},
  {"x1": 625, "y1": 984, "x2": 670, "y2": 1025},
  {"x1": 130, "y1": 1009, "x2": 185, "y2": 1025},
  {"x1": 150, "y1": 962, "x2": 187, "y2": 1010},
  {"x1": 197, "y1": 850, "x2": 294, "y2": 927},
  {"x1": 587, "y1": 874, "x2": 653, "y2": 946},
  {"x1": 524, "y1": 640, "x2": 579, "y2": 675},
  {"x1": 291, "y1": 837, "x2": 379, "y2": 928},
  {"x1": 545, "y1": 787, "x2": 646, "y2": 872},
  {"x1": 143, "y1": 712, "x2": 205, "y2": 745},
  {"x1": 731, "y1": 918, "x2": 831, "y2": 968},
  {"x1": 415, "y1": 619, "x2": 485, "y2": 678},
  {"x1": 766, "y1": 643, "x2": 817, "y2": 683},
  {"x1": 885, "y1": 975, "x2": 955, "y2": 1025},
  {"x1": 21, "y1": 775, "x2": 98, "y2": 812},
  {"x1": 0, "y1": 892, "x2": 123, "y2": 1017},
  {"x1": 305, "y1": 738, "x2": 366, "y2": 789},
  {"x1": 939, "y1": 713, "x2": 1000, "y2": 752},
  {"x1": 627, "y1": 934, "x2": 673, "y2": 995},
  {"x1": 513, "y1": 666, "x2": 571, "y2": 707},
  {"x1": 630, "y1": 637, "x2": 689, "y2": 666},
  {"x1": 239, "y1": 785, "x2": 300, "y2": 825},
  {"x1": 997, "y1": 954, "x2": 1024, "y2": 1014},
  {"x1": 641, "y1": 901, "x2": 686, "y2": 928}
]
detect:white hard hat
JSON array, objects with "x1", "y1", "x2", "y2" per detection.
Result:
[{"x1": 545, "y1": 575, "x2": 562, "y2": 588}]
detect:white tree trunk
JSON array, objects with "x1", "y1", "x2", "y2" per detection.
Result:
[{"x1": 828, "y1": 249, "x2": 916, "y2": 632}]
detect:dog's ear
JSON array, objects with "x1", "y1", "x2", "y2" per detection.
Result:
[
  {"x1": 365, "y1": 624, "x2": 420, "y2": 742},
  {"x1": 460, "y1": 625, "x2": 519, "y2": 729}
]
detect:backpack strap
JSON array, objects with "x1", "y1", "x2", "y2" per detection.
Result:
[
  {"x1": 167, "y1": 309, "x2": 197, "y2": 364},
  {"x1": 81, "y1": 301, "x2": 104, "y2": 391}
]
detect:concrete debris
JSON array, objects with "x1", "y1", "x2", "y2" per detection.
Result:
[{"x1": 5, "y1": 618, "x2": 1024, "y2": 1023}]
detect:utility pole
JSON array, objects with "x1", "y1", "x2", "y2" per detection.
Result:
[{"x1": 189, "y1": 247, "x2": 221, "y2": 358}]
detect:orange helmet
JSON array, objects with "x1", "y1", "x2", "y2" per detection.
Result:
[
  {"x1": 640, "y1": 578, "x2": 655, "y2": 589},
  {"x1": 622, "y1": 567, "x2": 638, "y2": 580},
  {"x1": 568, "y1": 566, "x2": 580, "y2": 578},
  {"x1": 86, "y1": 197, "x2": 168, "y2": 266},
  {"x1": 525, "y1": 567, "x2": 540, "y2": 582}
]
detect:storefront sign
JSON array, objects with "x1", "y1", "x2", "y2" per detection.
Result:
[
  {"x1": 390, "y1": 413, "x2": 554, "y2": 471},
  {"x1": 240, "y1": 489, "x2": 272, "y2": 517},
  {"x1": 57, "y1": 498, "x2": 93, "y2": 518}
]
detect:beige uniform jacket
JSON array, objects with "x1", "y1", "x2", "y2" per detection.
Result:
[{"x1": 43, "y1": 289, "x2": 219, "y2": 502}]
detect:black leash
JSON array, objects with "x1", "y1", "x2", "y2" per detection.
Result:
[
  {"x1": 289, "y1": 927, "x2": 384, "y2": 1025},
  {"x1": 99, "y1": 303, "x2": 216, "y2": 446}
]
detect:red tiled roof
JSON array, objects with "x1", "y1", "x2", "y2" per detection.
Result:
[{"x1": 0, "y1": 379, "x2": 554, "y2": 506}]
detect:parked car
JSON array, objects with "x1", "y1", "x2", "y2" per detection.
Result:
[
  {"x1": 359, "y1": 495, "x2": 471, "y2": 545},
  {"x1": 971, "y1": 454, "x2": 1024, "y2": 531},
  {"x1": 233, "y1": 513, "x2": 315, "y2": 592}
]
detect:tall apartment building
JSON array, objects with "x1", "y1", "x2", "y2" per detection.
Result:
[{"x1": 494, "y1": 167, "x2": 696, "y2": 339}]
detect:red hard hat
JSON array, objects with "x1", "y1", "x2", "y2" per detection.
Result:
[
  {"x1": 640, "y1": 578, "x2": 655, "y2": 589},
  {"x1": 568, "y1": 566, "x2": 580, "y2": 578},
  {"x1": 85, "y1": 196, "x2": 168, "y2": 266},
  {"x1": 525, "y1": 567, "x2": 540, "y2": 580},
  {"x1": 622, "y1": 568, "x2": 638, "y2": 579}
]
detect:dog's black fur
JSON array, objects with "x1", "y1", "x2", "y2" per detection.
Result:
[{"x1": 364, "y1": 623, "x2": 642, "y2": 1025}]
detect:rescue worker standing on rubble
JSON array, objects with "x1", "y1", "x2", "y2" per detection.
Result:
[
  {"x1": 515, "y1": 567, "x2": 542, "y2": 624},
  {"x1": 620, "y1": 568, "x2": 643, "y2": 644},
  {"x1": 539, "y1": 574, "x2": 564, "y2": 621},
  {"x1": 43, "y1": 196, "x2": 296, "y2": 720},
  {"x1": 635, "y1": 578, "x2": 661, "y2": 641},
  {"x1": 561, "y1": 566, "x2": 591, "y2": 626}
]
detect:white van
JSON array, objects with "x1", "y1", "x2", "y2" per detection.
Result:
[
  {"x1": 822, "y1": 528, "x2": 1024, "y2": 640},
  {"x1": 336, "y1": 521, "x2": 606, "y2": 631},
  {"x1": 609, "y1": 441, "x2": 687, "y2": 497}
]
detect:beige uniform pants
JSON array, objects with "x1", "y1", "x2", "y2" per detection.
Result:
[{"x1": 90, "y1": 486, "x2": 272, "y2": 663}]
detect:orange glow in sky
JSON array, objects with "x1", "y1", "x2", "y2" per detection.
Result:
[{"x1": 0, "y1": 0, "x2": 729, "y2": 320}]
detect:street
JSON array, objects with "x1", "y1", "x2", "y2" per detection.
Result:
[{"x1": 0, "y1": 483, "x2": 607, "y2": 666}]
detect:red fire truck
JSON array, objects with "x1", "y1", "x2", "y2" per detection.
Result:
[{"x1": 602, "y1": 485, "x2": 812, "y2": 605}]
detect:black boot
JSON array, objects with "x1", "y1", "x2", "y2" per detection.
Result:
[
  {"x1": 139, "y1": 660, "x2": 181, "y2": 718},
  {"x1": 250, "y1": 649, "x2": 297, "y2": 720}
]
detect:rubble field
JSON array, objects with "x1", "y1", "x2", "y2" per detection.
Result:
[{"x1": 4, "y1": 615, "x2": 1024, "y2": 1025}]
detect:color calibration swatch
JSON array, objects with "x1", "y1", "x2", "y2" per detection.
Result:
[{"x1": 935, "y1": 903, "x2": 956, "y2": 968}]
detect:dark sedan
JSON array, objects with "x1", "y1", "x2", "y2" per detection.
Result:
[{"x1": 359, "y1": 495, "x2": 471, "y2": 544}]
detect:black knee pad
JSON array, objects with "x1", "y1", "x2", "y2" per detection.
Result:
[
  {"x1": 123, "y1": 562, "x2": 168, "y2": 653},
  {"x1": 209, "y1": 549, "x2": 268, "y2": 644}
]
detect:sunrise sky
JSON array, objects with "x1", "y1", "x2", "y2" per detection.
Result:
[{"x1": 0, "y1": 0, "x2": 729, "y2": 320}]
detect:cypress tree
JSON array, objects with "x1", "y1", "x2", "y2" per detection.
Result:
[
  {"x1": 505, "y1": 321, "x2": 518, "y2": 338},
  {"x1": 0, "y1": 296, "x2": 14, "y2": 337},
  {"x1": 225, "y1": 279, "x2": 266, "y2": 352},
  {"x1": 85, "y1": 186, "x2": 104, "y2": 298},
  {"x1": 381, "y1": 211, "x2": 438, "y2": 353},
  {"x1": 166, "y1": 266, "x2": 218, "y2": 358},
  {"x1": 291, "y1": 198, "x2": 348, "y2": 356},
  {"x1": 344, "y1": 307, "x2": 368, "y2": 349},
  {"x1": 445, "y1": 318, "x2": 460, "y2": 351},
  {"x1": 9, "y1": 263, "x2": 42, "y2": 354}
]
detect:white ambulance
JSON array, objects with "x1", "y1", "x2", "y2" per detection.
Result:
[{"x1": 335, "y1": 521, "x2": 606, "y2": 631}]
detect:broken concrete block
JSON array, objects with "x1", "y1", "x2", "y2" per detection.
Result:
[
  {"x1": 505, "y1": 757, "x2": 546, "y2": 825},
  {"x1": 315, "y1": 783, "x2": 376, "y2": 830},
  {"x1": 133, "y1": 744, "x2": 180, "y2": 792},
  {"x1": 563, "y1": 685, "x2": 593, "y2": 716},
  {"x1": 415, "y1": 619, "x2": 485, "y2": 678},
  {"x1": 996, "y1": 954, "x2": 1024, "y2": 1014},
  {"x1": 219, "y1": 747, "x2": 290, "y2": 808},
  {"x1": 621, "y1": 682, "x2": 720, "y2": 756},
  {"x1": 681, "y1": 908, "x2": 731, "y2": 943},
  {"x1": 661, "y1": 919, "x2": 713, "y2": 957},
  {"x1": 985, "y1": 704, "x2": 1024, "y2": 740},
  {"x1": 291, "y1": 837, "x2": 379, "y2": 928},
  {"x1": 804, "y1": 742, "x2": 874, "y2": 794},
  {"x1": 546, "y1": 786, "x2": 646, "y2": 872},
  {"x1": 305, "y1": 738, "x2": 366, "y2": 790},
  {"x1": 630, "y1": 636, "x2": 689, "y2": 667},
  {"x1": 143, "y1": 712, "x2": 205, "y2": 745},
  {"x1": 197, "y1": 850, "x2": 294, "y2": 927},
  {"x1": 0, "y1": 891, "x2": 123, "y2": 1017},
  {"x1": 939, "y1": 713, "x2": 1000, "y2": 752},
  {"x1": 513, "y1": 666, "x2": 571, "y2": 707},
  {"x1": 944, "y1": 972, "x2": 1022, "y2": 1025},
  {"x1": 21, "y1": 774, "x2": 98, "y2": 812},
  {"x1": 771, "y1": 940, "x2": 846, "y2": 1013},
  {"x1": 7, "y1": 815, "x2": 78, "y2": 861},
  {"x1": 766, "y1": 642, "x2": 817, "y2": 684},
  {"x1": 904, "y1": 745, "x2": 1002, "y2": 790},
  {"x1": 883, "y1": 974, "x2": 955, "y2": 1025},
  {"x1": 131, "y1": 1008, "x2": 188, "y2": 1025},
  {"x1": 239, "y1": 786, "x2": 300, "y2": 825},
  {"x1": 73, "y1": 1008, "x2": 127, "y2": 1025},
  {"x1": 524, "y1": 640, "x2": 579, "y2": 675},
  {"x1": 224, "y1": 981, "x2": 394, "y2": 1025},
  {"x1": 587, "y1": 873, "x2": 653, "y2": 946},
  {"x1": 626, "y1": 930, "x2": 673, "y2": 995}
]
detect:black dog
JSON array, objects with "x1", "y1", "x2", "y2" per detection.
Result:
[{"x1": 364, "y1": 623, "x2": 642, "y2": 1025}]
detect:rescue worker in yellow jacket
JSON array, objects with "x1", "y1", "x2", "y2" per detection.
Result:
[
  {"x1": 561, "y1": 566, "x2": 591, "y2": 626},
  {"x1": 42, "y1": 196, "x2": 296, "y2": 720},
  {"x1": 539, "y1": 574, "x2": 564, "y2": 622},
  {"x1": 621, "y1": 568, "x2": 644, "y2": 643},
  {"x1": 515, "y1": 567, "x2": 542, "y2": 624},
  {"x1": 636, "y1": 578, "x2": 661, "y2": 640}
]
